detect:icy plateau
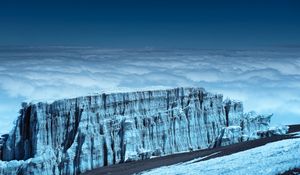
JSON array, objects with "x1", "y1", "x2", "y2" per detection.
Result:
[{"x1": 0, "y1": 87, "x2": 287, "y2": 175}]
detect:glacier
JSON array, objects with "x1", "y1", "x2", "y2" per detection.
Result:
[
  {"x1": 0, "y1": 87, "x2": 287, "y2": 175},
  {"x1": 139, "y1": 137, "x2": 300, "y2": 175}
]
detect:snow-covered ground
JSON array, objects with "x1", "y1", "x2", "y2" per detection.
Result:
[{"x1": 139, "y1": 138, "x2": 300, "y2": 175}]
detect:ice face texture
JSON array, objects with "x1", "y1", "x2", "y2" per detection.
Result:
[
  {"x1": 212, "y1": 111, "x2": 289, "y2": 147},
  {"x1": 0, "y1": 87, "x2": 285, "y2": 175}
]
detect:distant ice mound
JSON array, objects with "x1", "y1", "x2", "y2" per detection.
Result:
[
  {"x1": 0, "y1": 87, "x2": 288, "y2": 175},
  {"x1": 212, "y1": 111, "x2": 288, "y2": 147}
]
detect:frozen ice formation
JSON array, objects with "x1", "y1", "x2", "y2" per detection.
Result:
[
  {"x1": 212, "y1": 111, "x2": 289, "y2": 147},
  {"x1": 0, "y1": 135, "x2": 8, "y2": 161},
  {"x1": 0, "y1": 87, "x2": 287, "y2": 175},
  {"x1": 212, "y1": 126, "x2": 243, "y2": 147}
]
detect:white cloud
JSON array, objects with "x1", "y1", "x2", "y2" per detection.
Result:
[{"x1": 0, "y1": 47, "x2": 299, "y2": 133}]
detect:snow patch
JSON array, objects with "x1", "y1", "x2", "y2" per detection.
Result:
[{"x1": 139, "y1": 138, "x2": 300, "y2": 175}]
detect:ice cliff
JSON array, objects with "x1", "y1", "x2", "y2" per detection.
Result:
[
  {"x1": 212, "y1": 111, "x2": 288, "y2": 147},
  {"x1": 0, "y1": 135, "x2": 8, "y2": 161},
  {"x1": 0, "y1": 87, "x2": 287, "y2": 175}
]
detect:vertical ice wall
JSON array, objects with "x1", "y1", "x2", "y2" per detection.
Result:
[{"x1": 0, "y1": 87, "x2": 265, "y2": 175}]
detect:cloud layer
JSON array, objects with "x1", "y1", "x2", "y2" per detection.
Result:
[{"x1": 0, "y1": 47, "x2": 299, "y2": 134}]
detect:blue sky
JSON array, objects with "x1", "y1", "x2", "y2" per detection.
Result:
[{"x1": 0, "y1": 0, "x2": 299, "y2": 48}]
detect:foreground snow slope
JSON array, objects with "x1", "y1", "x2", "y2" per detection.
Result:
[{"x1": 140, "y1": 138, "x2": 300, "y2": 175}]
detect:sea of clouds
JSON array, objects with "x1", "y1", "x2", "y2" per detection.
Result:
[{"x1": 0, "y1": 46, "x2": 299, "y2": 134}]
